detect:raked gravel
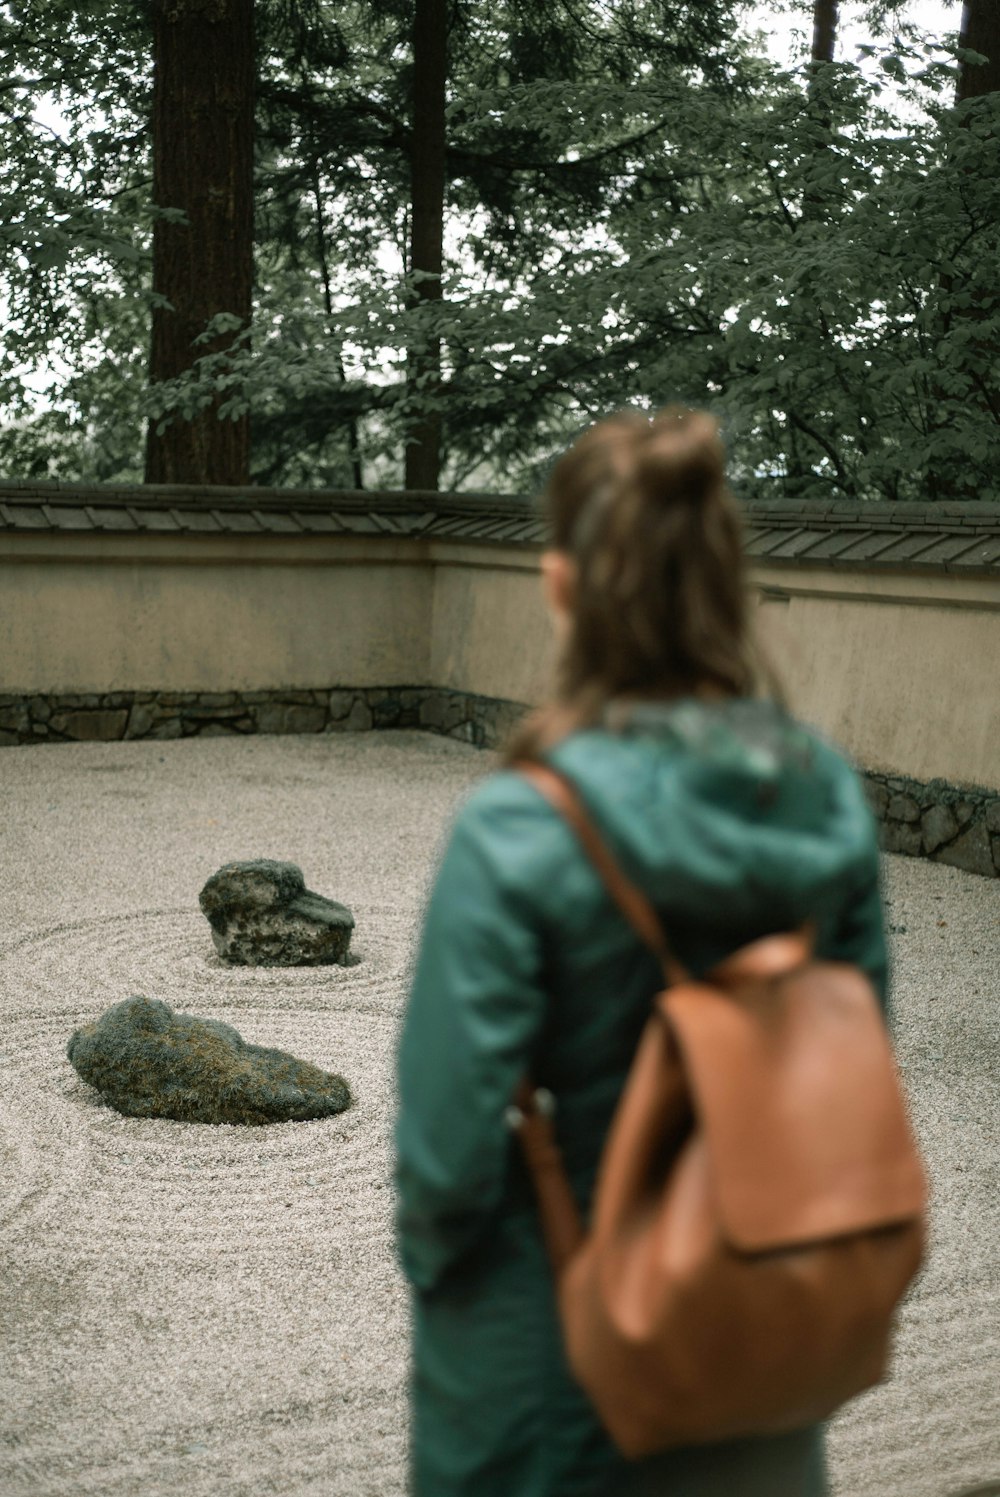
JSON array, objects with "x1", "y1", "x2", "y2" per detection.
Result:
[{"x1": 1, "y1": 730, "x2": 997, "y2": 1497}]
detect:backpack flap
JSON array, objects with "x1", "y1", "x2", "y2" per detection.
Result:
[{"x1": 661, "y1": 953, "x2": 927, "y2": 1255}]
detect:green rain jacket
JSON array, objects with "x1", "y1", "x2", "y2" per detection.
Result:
[{"x1": 395, "y1": 698, "x2": 887, "y2": 1497}]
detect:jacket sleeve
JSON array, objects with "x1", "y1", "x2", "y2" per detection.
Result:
[
  {"x1": 394, "y1": 792, "x2": 550, "y2": 1292},
  {"x1": 802, "y1": 743, "x2": 890, "y2": 1017},
  {"x1": 821, "y1": 760, "x2": 890, "y2": 1016},
  {"x1": 829, "y1": 860, "x2": 890, "y2": 1016}
]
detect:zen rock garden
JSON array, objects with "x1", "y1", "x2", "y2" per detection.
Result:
[
  {"x1": 66, "y1": 859, "x2": 356, "y2": 1125},
  {"x1": 4, "y1": 729, "x2": 995, "y2": 1497}
]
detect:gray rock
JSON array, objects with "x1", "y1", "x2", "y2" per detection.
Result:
[
  {"x1": 255, "y1": 702, "x2": 285, "y2": 734},
  {"x1": 921, "y1": 802, "x2": 960, "y2": 855},
  {"x1": 126, "y1": 702, "x2": 156, "y2": 738},
  {"x1": 181, "y1": 703, "x2": 245, "y2": 720},
  {"x1": 371, "y1": 695, "x2": 403, "y2": 728},
  {"x1": 864, "y1": 779, "x2": 890, "y2": 819},
  {"x1": 199, "y1": 859, "x2": 354, "y2": 965},
  {"x1": 985, "y1": 799, "x2": 1000, "y2": 835},
  {"x1": 50, "y1": 708, "x2": 128, "y2": 741},
  {"x1": 936, "y1": 820, "x2": 996, "y2": 880},
  {"x1": 881, "y1": 820, "x2": 923, "y2": 857},
  {"x1": 327, "y1": 690, "x2": 358, "y2": 722},
  {"x1": 419, "y1": 692, "x2": 466, "y2": 733},
  {"x1": 148, "y1": 717, "x2": 184, "y2": 740},
  {"x1": 887, "y1": 793, "x2": 921, "y2": 824},
  {"x1": 281, "y1": 704, "x2": 326, "y2": 735},
  {"x1": 255, "y1": 702, "x2": 324, "y2": 735},
  {"x1": 343, "y1": 698, "x2": 373, "y2": 732},
  {"x1": 202, "y1": 859, "x2": 305, "y2": 914},
  {"x1": 0, "y1": 704, "x2": 30, "y2": 734},
  {"x1": 67, "y1": 995, "x2": 351, "y2": 1125}
]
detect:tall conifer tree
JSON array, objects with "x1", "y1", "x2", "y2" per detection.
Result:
[
  {"x1": 405, "y1": 0, "x2": 448, "y2": 491},
  {"x1": 811, "y1": 0, "x2": 838, "y2": 64},
  {"x1": 957, "y1": 0, "x2": 1000, "y2": 100},
  {"x1": 145, "y1": 0, "x2": 254, "y2": 485}
]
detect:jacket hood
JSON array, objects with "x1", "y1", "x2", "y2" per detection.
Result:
[{"x1": 544, "y1": 698, "x2": 878, "y2": 967}]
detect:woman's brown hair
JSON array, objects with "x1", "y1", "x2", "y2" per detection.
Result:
[{"x1": 506, "y1": 405, "x2": 765, "y2": 761}]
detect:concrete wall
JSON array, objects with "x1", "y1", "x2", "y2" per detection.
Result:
[
  {"x1": 428, "y1": 544, "x2": 1000, "y2": 794},
  {"x1": 1, "y1": 524, "x2": 998, "y2": 795},
  {"x1": 428, "y1": 542, "x2": 557, "y2": 705},
  {"x1": 0, "y1": 534, "x2": 431, "y2": 694},
  {"x1": 753, "y1": 565, "x2": 1000, "y2": 792}
]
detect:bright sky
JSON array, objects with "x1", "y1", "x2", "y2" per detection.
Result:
[{"x1": 751, "y1": 0, "x2": 960, "y2": 64}]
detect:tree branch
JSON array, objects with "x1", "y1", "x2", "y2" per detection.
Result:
[{"x1": 786, "y1": 408, "x2": 851, "y2": 491}]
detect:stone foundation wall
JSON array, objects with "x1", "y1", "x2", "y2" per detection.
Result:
[
  {"x1": 3, "y1": 685, "x2": 998, "y2": 877},
  {"x1": 0, "y1": 685, "x2": 528, "y2": 752},
  {"x1": 863, "y1": 770, "x2": 1000, "y2": 879}
]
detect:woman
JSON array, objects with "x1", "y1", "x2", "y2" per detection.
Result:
[{"x1": 394, "y1": 407, "x2": 887, "y2": 1497}]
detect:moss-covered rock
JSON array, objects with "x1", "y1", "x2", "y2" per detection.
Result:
[
  {"x1": 67, "y1": 995, "x2": 352, "y2": 1125},
  {"x1": 199, "y1": 859, "x2": 354, "y2": 965}
]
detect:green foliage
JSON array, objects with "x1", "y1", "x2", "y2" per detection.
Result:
[
  {"x1": 594, "y1": 39, "x2": 1000, "y2": 501},
  {"x1": 0, "y1": 0, "x2": 154, "y2": 477},
  {"x1": 1, "y1": 1, "x2": 998, "y2": 500}
]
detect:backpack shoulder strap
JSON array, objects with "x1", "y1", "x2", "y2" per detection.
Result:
[{"x1": 517, "y1": 760, "x2": 689, "y2": 988}]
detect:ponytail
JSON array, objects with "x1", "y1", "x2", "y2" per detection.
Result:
[{"x1": 505, "y1": 406, "x2": 771, "y2": 762}]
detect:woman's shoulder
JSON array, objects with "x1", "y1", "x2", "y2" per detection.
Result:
[
  {"x1": 565, "y1": 697, "x2": 869, "y2": 800},
  {"x1": 443, "y1": 767, "x2": 585, "y2": 900},
  {"x1": 453, "y1": 765, "x2": 576, "y2": 840}
]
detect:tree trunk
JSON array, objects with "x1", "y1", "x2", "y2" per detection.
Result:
[
  {"x1": 926, "y1": 0, "x2": 1000, "y2": 499},
  {"x1": 145, "y1": 0, "x2": 254, "y2": 486},
  {"x1": 811, "y1": 0, "x2": 838, "y2": 65},
  {"x1": 804, "y1": 0, "x2": 838, "y2": 167},
  {"x1": 404, "y1": 0, "x2": 447, "y2": 492},
  {"x1": 958, "y1": 0, "x2": 1000, "y2": 101},
  {"x1": 313, "y1": 168, "x2": 364, "y2": 489}
]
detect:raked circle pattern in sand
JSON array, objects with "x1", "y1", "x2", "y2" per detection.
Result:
[
  {"x1": 1, "y1": 732, "x2": 998, "y2": 1497},
  {"x1": 1, "y1": 904, "x2": 417, "y2": 1497}
]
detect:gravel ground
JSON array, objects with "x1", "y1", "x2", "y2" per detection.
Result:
[{"x1": 1, "y1": 730, "x2": 997, "y2": 1497}]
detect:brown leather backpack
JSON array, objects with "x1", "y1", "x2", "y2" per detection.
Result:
[{"x1": 512, "y1": 762, "x2": 928, "y2": 1459}]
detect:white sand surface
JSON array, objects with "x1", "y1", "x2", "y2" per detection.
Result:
[{"x1": 1, "y1": 730, "x2": 998, "y2": 1497}]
